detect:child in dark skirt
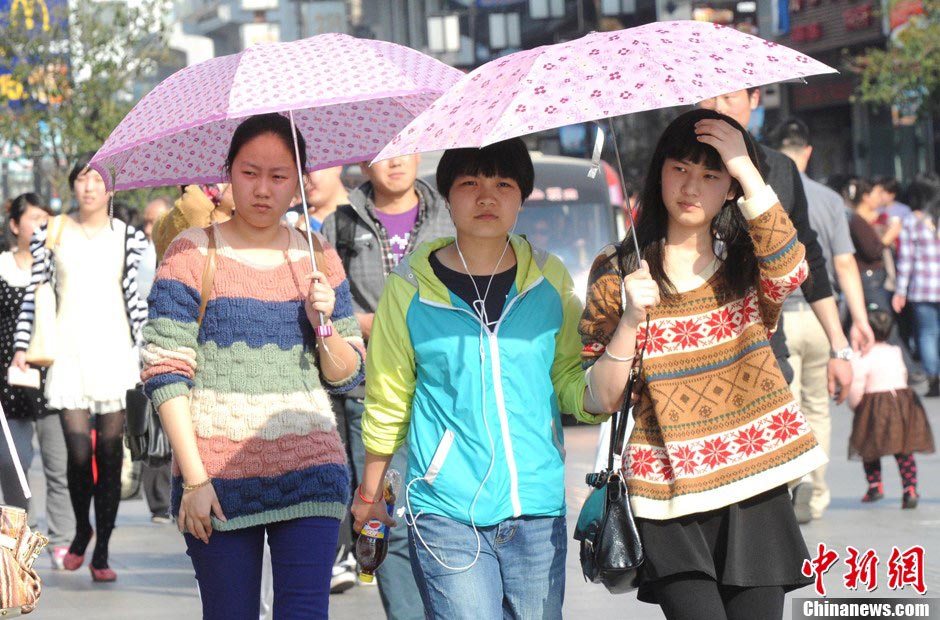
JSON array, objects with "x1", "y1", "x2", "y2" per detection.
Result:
[{"x1": 848, "y1": 309, "x2": 935, "y2": 508}]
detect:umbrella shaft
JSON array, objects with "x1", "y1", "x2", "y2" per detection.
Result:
[{"x1": 608, "y1": 118, "x2": 642, "y2": 265}]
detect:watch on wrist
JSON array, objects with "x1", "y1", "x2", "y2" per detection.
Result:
[{"x1": 829, "y1": 347, "x2": 855, "y2": 361}]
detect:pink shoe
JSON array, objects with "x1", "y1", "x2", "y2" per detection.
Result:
[
  {"x1": 90, "y1": 566, "x2": 117, "y2": 582},
  {"x1": 62, "y1": 552, "x2": 85, "y2": 571}
]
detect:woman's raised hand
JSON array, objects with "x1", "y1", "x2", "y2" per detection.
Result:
[
  {"x1": 621, "y1": 260, "x2": 659, "y2": 328},
  {"x1": 694, "y1": 119, "x2": 765, "y2": 200},
  {"x1": 304, "y1": 271, "x2": 335, "y2": 327}
]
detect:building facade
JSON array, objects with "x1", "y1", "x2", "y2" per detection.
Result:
[{"x1": 775, "y1": 0, "x2": 935, "y2": 183}]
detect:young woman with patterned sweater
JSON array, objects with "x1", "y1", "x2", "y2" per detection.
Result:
[
  {"x1": 142, "y1": 113, "x2": 363, "y2": 619},
  {"x1": 580, "y1": 109, "x2": 827, "y2": 620}
]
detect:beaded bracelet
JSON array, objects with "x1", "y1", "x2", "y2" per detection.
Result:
[
  {"x1": 182, "y1": 478, "x2": 212, "y2": 494},
  {"x1": 357, "y1": 485, "x2": 379, "y2": 505}
]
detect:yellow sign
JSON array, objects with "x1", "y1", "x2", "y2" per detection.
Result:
[
  {"x1": 0, "y1": 73, "x2": 25, "y2": 100},
  {"x1": 10, "y1": 0, "x2": 51, "y2": 32}
]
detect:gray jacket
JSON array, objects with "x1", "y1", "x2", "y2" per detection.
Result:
[{"x1": 322, "y1": 179, "x2": 454, "y2": 318}]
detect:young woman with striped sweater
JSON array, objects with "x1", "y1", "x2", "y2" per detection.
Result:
[
  {"x1": 581, "y1": 109, "x2": 827, "y2": 620},
  {"x1": 9, "y1": 155, "x2": 149, "y2": 582},
  {"x1": 142, "y1": 113, "x2": 363, "y2": 618}
]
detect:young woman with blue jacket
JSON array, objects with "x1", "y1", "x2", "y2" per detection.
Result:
[{"x1": 351, "y1": 138, "x2": 609, "y2": 619}]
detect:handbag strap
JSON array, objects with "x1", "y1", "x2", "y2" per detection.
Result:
[
  {"x1": 44, "y1": 215, "x2": 66, "y2": 251},
  {"x1": 607, "y1": 240, "x2": 650, "y2": 473},
  {"x1": 197, "y1": 226, "x2": 218, "y2": 327},
  {"x1": 0, "y1": 403, "x2": 30, "y2": 500},
  {"x1": 310, "y1": 230, "x2": 330, "y2": 279}
]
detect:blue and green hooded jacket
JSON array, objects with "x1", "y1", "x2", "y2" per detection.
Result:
[{"x1": 362, "y1": 235, "x2": 606, "y2": 527}]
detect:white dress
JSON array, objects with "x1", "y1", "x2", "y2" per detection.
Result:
[{"x1": 44, "y1": 221, "x2": 139, "y2": 414}]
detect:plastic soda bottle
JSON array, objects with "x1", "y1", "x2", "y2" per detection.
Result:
[{"x1": 356, "y1": 469, "x2": 401, "y2": 583}]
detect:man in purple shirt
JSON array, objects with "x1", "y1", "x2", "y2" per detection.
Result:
[{"x1": 322, "y1": 155, "x2": 453, "y2": 618}]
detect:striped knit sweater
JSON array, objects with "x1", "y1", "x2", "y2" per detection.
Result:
[
  {"x1": 142, "y1": 226, "x2": 364, "y2": 530},
  {"x1": 14, "y1": 216, "x2": 149, "y2": 349},
  {"x1": 580, "y1": 186, "x2": 827, "y2": 520}
]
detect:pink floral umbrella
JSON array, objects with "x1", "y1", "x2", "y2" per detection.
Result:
[
  {"x1": 375, "y1": 21, "x2": 837, "y2": 160},
  {"x1": 374, "y1": 20, "x2": 836, "y2": 262},
  {"x1": 89, "y1": 33, "x2": 461, "y2": 337},
  {"x1": 88, "y1": 33, "x2": 463, "y2": 192}
]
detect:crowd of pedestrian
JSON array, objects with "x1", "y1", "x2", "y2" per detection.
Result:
[{"x1": 0, "y1": 94, "x2": 937, "y2": 620}]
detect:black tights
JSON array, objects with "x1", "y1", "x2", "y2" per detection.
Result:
[
  {"x1": 60, "y1": 409, "x2": 125, "y2": 569},
  {"x1": 652, "y1": 572, "x2": 785, "y2": 620}
]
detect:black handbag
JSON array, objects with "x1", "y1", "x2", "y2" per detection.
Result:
[
  {"x1": 573, "y1": 367, "x2": 644, "y2": 593},
  {"x1": 574, "y1": 308, "x2": 647, "y2": 593},
  {"x1": 123, "y1": 226, "x2": 217, "y2": 471},
  {"x1": 125, "y1": 384, "x2": 172, "y2": 467}
]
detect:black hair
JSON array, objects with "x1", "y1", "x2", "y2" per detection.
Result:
[
  {"x1": 767, "y1": 117, "x2": 810, "y2": 151},
  {"x1": 436, "y1": 138, "x2": 534, "y2": 202},
  {"x1": 630, "y1": 108, "x2": 761, "y2": 300},
  {"x1": 111, "y1": 200, "x2": 142, "y2": 228},
  {"x1": 868, "y1": 308, "x2": 894, "y2": 343},
  {"x1": 68, "y1": 152, "x2": 96, "y2": 189},
  {"x1": 875, "y1": 176, "x2": 901, "y2": 196},
  {"x1": 843, "y1": 176, "x2": 874, "y2": 208},
  {"x1": 824, "y1": 173, "x2": 851, "y2": 197},
  {"x1": 224, "y1": 113, "x2": 307, "y2": 179},
  {"x1": 906, "y1": 173, "x2": 940, "y2": 234},
  {"x1": 8, "y1": 193, "x2": 52, "y2": 224}
]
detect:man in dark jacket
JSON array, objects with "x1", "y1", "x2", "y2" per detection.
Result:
[
  {"x1": 700, "y1": 89, "x2": 859, "y2": 400},
  {"x1": 322, "y1": 155, "x2": 453, "y2": 619},
  {"x1": 700, "y1": 88, "x2": 864, "y2": 524}
]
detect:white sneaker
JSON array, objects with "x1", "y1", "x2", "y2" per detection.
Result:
[
  {"x1": 330, "y1": 563, "x2": 356, "y2": 594},
  {"x1": 791, "y1": 481, "x2": 813, "y2": 524},
  {"x1": 49, "y1": 546, "x2": 68, "y2": 570}
]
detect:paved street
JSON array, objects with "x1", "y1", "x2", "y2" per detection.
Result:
[{"x1": 24, "y1": 395, "x2": 940, "y2": 619}]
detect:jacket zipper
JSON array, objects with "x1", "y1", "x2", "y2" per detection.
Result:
[{"x1": 421, "y1": 275, "x2": 545, "y2": 518}]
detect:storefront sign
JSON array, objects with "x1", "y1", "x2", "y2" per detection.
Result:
[
  {"x1": 0, "y1": 0, "x2": 69, "y2": 109},
  {"x1": 843, "y1": 4, "x2": 873, "y2": 31},
  {"x1": 790, "y1": 22, "x2": 823, "y2": 42}
]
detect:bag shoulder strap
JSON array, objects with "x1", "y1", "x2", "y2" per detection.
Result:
[
  {"x1": 309, "y1": 230, "x2": 330, "y2": 278},
  {"x1": 45, "y1": 215, "x2": 66, "y2": 250},
  {"x1": 334, "y1": 205, "x2": 358, "y2": 259},
  {"x1": 197, "y1": 226, "x2": 217, "y2": 327}
]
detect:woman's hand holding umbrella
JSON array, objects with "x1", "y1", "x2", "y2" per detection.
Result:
[{"x1": 304, "y1": 270, "x2": 335, "y2": 330}]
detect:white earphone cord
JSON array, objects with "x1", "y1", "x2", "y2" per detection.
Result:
[{"x1": 405, "y1": 222, "x2": 518, "y2": 571}]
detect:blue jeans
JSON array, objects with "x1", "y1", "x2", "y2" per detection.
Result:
[
  {"x1": 408, "y1": 514, "x2": 566, "y2": 620},
  {"x1": 185, "y1": 517, "x2": 338, "y2": 620},
  {"x1": 913, "y1": 302, "x2": 940, "y2": 376},
  {"x1": 345, "y1": 397, "x2": 424, "y2": 620}
]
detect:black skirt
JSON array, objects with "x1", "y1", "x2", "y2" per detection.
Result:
[{"x1": 635, "y1": 485, "x2": 813, "y2": 604}]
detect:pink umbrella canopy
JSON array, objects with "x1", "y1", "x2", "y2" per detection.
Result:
[
  {"x1": 375, "y1": 21, "x2": 838, "y2": 161},
  {"x1": 89, "y1": 33, "x2": 463, "y2": 191}
]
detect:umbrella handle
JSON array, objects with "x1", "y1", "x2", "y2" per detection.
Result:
[{"x1": 288, "y1": 109, "x2": 333, "y2": 339}]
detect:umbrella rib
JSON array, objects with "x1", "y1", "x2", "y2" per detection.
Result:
[{"x1": 477, "y1": 53, "x2": 543, "y2": 148}]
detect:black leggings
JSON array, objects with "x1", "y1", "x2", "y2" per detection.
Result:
[
  {"x1": 60, "y1": 409, "x2": 125, "y2": 569},
  {"x1": 652, "y1": 572, "x2": 785, "y2": 620}
]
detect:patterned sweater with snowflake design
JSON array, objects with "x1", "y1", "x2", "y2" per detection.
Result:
[
  {"x1": 141, "y1": 226, "x2": 364, "y2": 531},
  {"x1": 580, "y1": 186, "x2": 828, "y2": 520}
]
